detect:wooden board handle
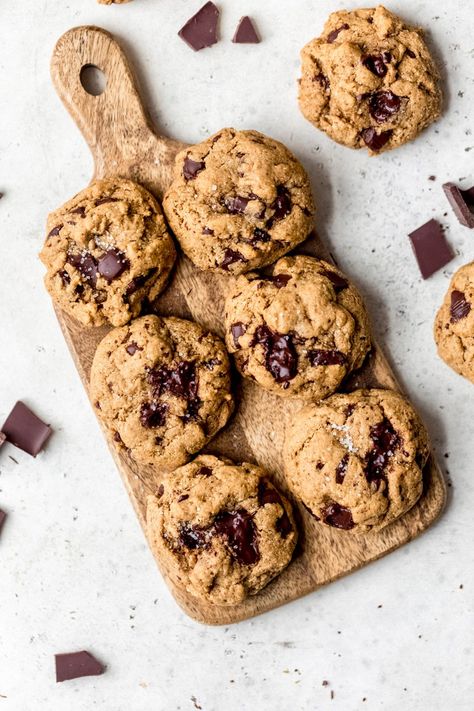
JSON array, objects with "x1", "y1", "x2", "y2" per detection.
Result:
[{"x1": 50, "y1": 26, "x2": 184, "y2": 195}]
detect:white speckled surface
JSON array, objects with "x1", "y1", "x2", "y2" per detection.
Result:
[{"x1": 1, "y1": 1, "x2": 473, "y2": 709}]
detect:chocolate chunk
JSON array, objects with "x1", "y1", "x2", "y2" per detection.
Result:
[
  {"x1": 450, "y1": 290, "x2": 471, "y2": 322},
  {"x1": 224, "y1": 195, "x2": 249, "y2": 214},
  {"x1": 183, "y1": 157, "x2": 206, "y2": 180},
  {"x1": 178, "y1": 1, "x2": 219, "y2": 52},
  {"x1": 126, "y1": 341, "x2": 141, "y2": 355},
  {"x1": 113, "y1": 431, "x2": 123, "y2": 444},
  {"x1": 59, "y1": 270, "x2": 70, "y2": 285},
  {"x1": 327, "y1": 23, "x2": 349, "y2": 43},
  {"x1": 47, "y1": 224, "x2": 63, "y2": 239},
  {"x1": 368, "y1": 91, "x2": 401, "y2": 123},
  {"x1": 2, "y1": 402, "x2": 52, "y2": 457},
  {"x1": 323, "y1": 502, "x2": 354, "y2": 530},
  {"x1": 365, "y1": 419, "x2": 401, "y2": 484},
  {"x1": 198, "y1": 466, "x2": 213, "y2": 477},
  {"x1": 405, "y1": 48, "x2": 416, "y2": 58},
  {"x1": 214, "y1": 509, "x2": 259, "y2": 565},
  {"x1": 361, "y1": 127, "x2": 392, "y2": 151},
  {"x1": 232, "y1": 15, "x2": 260, "y2": 43},
  {"x1": 139, "y1": 401, "x2": 168, "y2": 428},
  {"x1": 320, "y1": 268, "x2": 348, "y2": 292},
  {"x1": 180, "y1": 522, "x2": 208, "y2": 549},
  {"x1": 442, "y1": 182, "x2": 474, "y2": 228},
  {"x1": 124, "y1": 268, "x2": 157, "y2": 298},
  {"x1": 308, "y1": 349, "x2": 346, "y2": 366},
  {"x1": 55, "y1": 651, "x2": 105, "y2": 683},
  {"x1": 69, "y1": 206, "x2": 86, "y2": 218},
  {"x1": 252, "y1": 325, "x2": 298, "y2": 383},
  {"x1": 203, "y1": 226, "x2": 214, "y2": 235},
  {"x1": 250, "y1": 228, "x2": 271, "y2": 245},
  {"x1": 179, "y1": 494, "x2": 189, "y2": 502},
  {"x1": 335, "y1": 454, "x2": 349, "y2": 484},
  {"x1": 362, "y1": 52, "x2": 391, "y2": 77},
  {"x1": 0, "y1": 509, "x2": 6, "y2": 535},
  {"x1": 98, "y1": 248, "x2": 130, "y2": 282},
  {"x1": 67, "y1": 251, "x2": 98, "y2": 287},
  {"x1": 257, "y1": 481, "x2": 292, "y2": 538},
  {"x1": 220, "y1": 248, "x2": 247, "y2": 270},
  {"x1": 270, "y1": 273, "x2": 292, "y2": 288},
  {"x1": 147, "y1": 361, "x2": 201, "y2": 422},
  {"x1": 95, "y1": 196, "x2": 119, "y2": 206},
  {"x1": 230, "y1": 322, "x2": 246, "y2": 348},
  {"x1": 314, "y1": 73, "x2": 330, "y2": 92},
  {"x1": 270, "y1": 185, "x2": 292, "y2": 222},
  {"x1": 408, "y1": 219, "x2": 454, "y2": 279}
]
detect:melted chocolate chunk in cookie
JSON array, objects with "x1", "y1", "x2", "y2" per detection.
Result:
[
  {"x1": 66, "y1": 251, "x2": 98, "y2": 287},
  {"x1": 361, "y1": 127, "x2": 392, "y2": 151},
  {"x1": 231, "y1": 322, "x2": 247, "y2": 348},
  {"x1": 139, "y1": 401, "x2": 168, "y2": 428},
  {"x1": 335, "y1": 454, "x2": 349, "y2": 484},
  {"x1": 221, "y1": 248, "x2": 247, "y2": 271},
  {"x1": 308, "y1": 349, "x2": 346, "y2": 366},
  {"x1": 323, "y1": 502, "x2": 354, "y2": 530},
  {"x1": 183, "y1": 157, "x2": 206, "y2": 180},
  {"x1": 258, "y1": 481, "x2": 293, "y2": 538},
  {"x1": 327, "y1": 23, "x2": 349, "y2": 43},
  {"x1": 362, "y1": 52, "x2": 391, "y2": 77},
  {"x1": 98, "y1": 248, "x2": 130, "y2": 282},
  {"x1": 148, "y1": 361, "x2": 201, "y2": 422},
  {"x1": 214, "y1": 509, "x2": 259, "y2": 565},
  {"x1": 252, "y1": 325, "x2": 298, "y2": 384},
  {"x1": 365, "y1": 418, "x2": 401, "y2": 484},
  {"x1": 179, "y1": 522, "x2": 208, "y2": 549},
  {"x1": 369, "y1": 90, "x2": 402, "y2": 123}
]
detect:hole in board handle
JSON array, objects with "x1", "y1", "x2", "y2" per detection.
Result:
[{"x1": 80, "y1": 64, "x2": 107, "y2": 96}]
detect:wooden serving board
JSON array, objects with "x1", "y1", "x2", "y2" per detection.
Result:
[{"x1": 50, "y1": 26, "x2": 446, "y2": 625}]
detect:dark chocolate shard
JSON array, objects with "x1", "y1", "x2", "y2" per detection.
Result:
[
  {"x1": 442, "y1": 182, "x2": 474, "y2": 228},
  {"x1": 323, "y1": 502, "x2": 354, "y2": 530},
  {"x1": 147, "y1": 361, "x2": 201, "y2": 422},
  {"x1": 183, "y1": 157, "x2": 206, "y2": 180},
  {"x1": 55, "y1": 651, "x2": 105, "y2": 683},
  {"x1": 2, "y1": 402, "x2": 52, "y2": 457},
  {"x1": 327, "y1": 23, "x2": 349, "y2": 43},
  {"x1": 232, "y1": 16, "x2": 260, "y2": 44},
  {"x1": 450, "y1": 290, "x2": 471, "y2": 323},
  {"x1": 308, "y1": 349, "x2": 346, "y2": 366},
  {"x1": 408, "y1": 219, "x2": 454, "y2": 279},
  {"x1": 178, "y1": 1, "x2": 219, "y2": 52},
  {"x1": 214, "y1": 509, "x2": 259, "y2": 565},
  {"x1": 361, "y1": 127, "x2": 392, "y2": 151},
  {"x1": 97, "y1": 248, "x2": 130, "y2": 282}
]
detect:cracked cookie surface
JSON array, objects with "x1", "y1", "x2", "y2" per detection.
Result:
[
  {"x1": 90, "y1": 316, "x2": 234, "y2": 471},
  {"x1": 299, "y1": 5, "x2": 441, "y2": 153},
  {"x1": 40, "y1": 179, "x2": 176, "y2": 327},
  {"x1": 434, "y1": 261, "x2": 474, "y2": 383},
  {"x1": 146, "y1": 455, "x2": 297, "y2": 605},
  {"x1": 284, "y1": 388, "x2": 429, "y2": 533},
  {"x1": 163, "y1": 128, "x2": 315, "y2": 274},
  {"x1": 224, "y1": 255, "x2": 371, "y2": 400}
]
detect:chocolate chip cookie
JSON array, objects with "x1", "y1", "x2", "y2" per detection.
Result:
[
  {"x1": 434, "y1": 261, "x2": 474, "y2": 383},
  {"x1": 163, "y1": 128, "x2": 315, "y2": 273},
  {"x1": 40, "y1": 179, "x2": 176, "y2": 327},
  {"x1": 146, "y1": 455, "x2": 297, "y2": 605},
  {"x1": 224, "y1": 256, "x2": 371, "y2": 400},
  {"x1": 284, "y1": 389, "x2": 429, "y2": 533},
  {"x1": 299, "y1": 5, "x2": 441, "y2": 153},
  {"x1": 90, "y1": 316, "x2": 234, "y2": 471}
]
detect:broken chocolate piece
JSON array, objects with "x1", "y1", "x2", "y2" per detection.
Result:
[
  {"x1": 220, "y1": 248, "x2": 247, "y2": 270},
  {"x1": 361, "y1": 127, "x2": 392, "y2": 151},
  {"x1": 214, "y1": 509, "x2": 259, "y2": 565},
  {"x1": 335, "y1": 454, "x2": 349, "y2": 484},
  {"x1": 327, "y1": 23, "x2": 349, "y2": 43},
  {"x1": 323, "y1": 502, "x2": 354, "y2": 530},
  {"x1": 2, "y1": 402, "x2": 52, "y2": 457},
  {"x1": 98, "y1": 248, "x2": 130, "y2": 282},
  {"x1": 270, "y1": 273, "x2": 292, "y2": 288},
  {"x1": 67, "y1": 251, "x2": 98, "y2": 287},
  {"x1": 270, "y1": 185, "x2": 292, "y2": 222},
  {"x1": 232, "y1": 16, "x2": 260, "y2": 44},
  {"x1": 55, "y1": 651, "x2": 105, "y2": 683},
  {"x1": 178, "y1": 1, "x2": 219, "y2": 52},
  {"x1": 442, "y1": 182, "x2": 474, "y2": 228},
  {"x1": 183, "y1": 157, "x2": 206, "y2": 180},
  {"x1": 365, "y1": 419, "x2": 401, "y2": 484},
  {"x1": 308, "y1": 349, "x2": 346, "y2": 366},
  {"x1": 252, "y1": 325, "x2": 298, "y2": 383},
  {"x1": 408, "y1": 219, "x2": 454, "y2": 279},
  {"x1": 450, "y1": 290, "x2": 471, "y2": 323},
  {"x1": 224, "y1": 195, "x2": 249, "y2": 214},
  {"x1": 368, "y1": 90, "x2": 401, "y2": 123},
  {"x1": 230, "y1": 322, "x2": 246, "y2": 348},
  {"x1": 47, "y1": 224, "x2": 63, "y2": 239}
]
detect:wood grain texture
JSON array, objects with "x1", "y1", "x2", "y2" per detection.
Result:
[{"x1": 50, "y1": 26, "x2": 446, "y2": 625}]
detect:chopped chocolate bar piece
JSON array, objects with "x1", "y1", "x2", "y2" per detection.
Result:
[
  {"x1": 232, "y1": 16, "x2": 260, "y2": 44},
  {"x1": 408, "y1": 219, "x2": 454, "y2": 279},
  {"x1": 442, "y1": 182, "x2": 474, "y2": 228},
  {"x1": 55, "y1": 651, "x2": 105, "y2": 683},
  {"x1": 178, "y1": 1, "x2": 219, "y2": 52},
  {"x1": 0, "y1": 509, "x2": 6, "y2": 534},
  {"x1": 2, "y1": 402, "x2": 52, "y2": 457}
]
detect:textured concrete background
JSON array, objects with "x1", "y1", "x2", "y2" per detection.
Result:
[{"x1": 1, "y1": 1, "x2": 473, "y2": 709}]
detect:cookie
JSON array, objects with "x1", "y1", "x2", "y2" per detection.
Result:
[
  {"x1": 298, "y1": 5, "x2": 441, "y2": 154},
  {"x1": 40, "y1": 179, "x2": 176, "y2": 327},
  {"x1": 224, "y1": 255, "x2": 371, "y2": 400},
  {"x1": 90, "y1": 316, "x2": 234, "y2": 471},
  {"x1": 284, "y1": 389, "x2": 430, "y2": 533},
  {"x1": 434, "y1": 261, "x2": 474, "y2": 383},
  {"x1": 146, "y1": 455, "x2": 297, "y2": 605},
  {"x1": 163, "y1": 128, "x2": 315, "y2": 274}
]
